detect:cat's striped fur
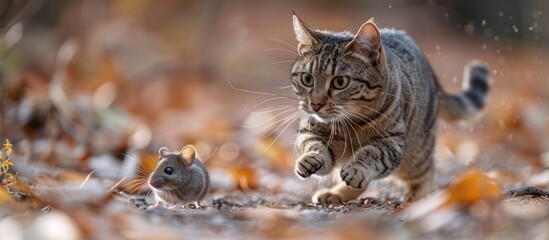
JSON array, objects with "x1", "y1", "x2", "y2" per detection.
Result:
[{"x1": 290, "y1": 15, "x2": 489, "y2": 203}]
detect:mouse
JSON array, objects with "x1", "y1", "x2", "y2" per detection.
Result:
[{"x1": 147, "y1": 145, "x2": 209, "y2": 209}]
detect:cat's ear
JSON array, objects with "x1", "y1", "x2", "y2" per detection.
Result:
[
  {"x1": 159, "y1": 147, "x2": 169, "y2": 157},
  {"x1": 345, "y1": 19, "x2": 383, "y2": 64},
  {"x1": 179, "y1": 145, "x2": 196, "y2": 165},
  {"x1": 292, "y1": 14, "x2": 320, "y2": 55}
]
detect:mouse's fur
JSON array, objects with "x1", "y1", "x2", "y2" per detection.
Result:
[{"x1": 148, "y1": 145, "x2": 209, "y2": 209}]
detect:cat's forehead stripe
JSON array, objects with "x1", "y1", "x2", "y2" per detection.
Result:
[
  {"x1": 350, "y1": 52, "x2": 370, "y2": 64},
  {"x1": 325, "y1": 60, "x2": 334, "y2": 76}
]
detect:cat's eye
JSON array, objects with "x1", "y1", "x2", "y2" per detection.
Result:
[
  {"x1": 164, "y1": 167, "x2": 174, "y2": 175},
  {"x1": 332, "y1": 76, "x2": 349, "y2": 89},
  {"x1": 301, "y1": 73, "x2": 314, "y2": 87}
]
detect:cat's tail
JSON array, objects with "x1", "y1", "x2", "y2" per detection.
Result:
[{"x1": 437, "y1": 60, "x2": 490, "y2": 121}]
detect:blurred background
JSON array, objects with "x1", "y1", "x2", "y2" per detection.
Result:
[{"x1": 1, "y1": 0, "x2": 549, "y2": 239}]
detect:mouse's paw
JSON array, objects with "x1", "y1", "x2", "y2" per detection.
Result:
[
  {"x1": 189, "y1": 202, "x2": 206, "y2": 209},
  {"x1": 166, "y1": 203, "x2": 184, "y2": 210},
  {"x1": 146, "y1": 200, "x2": 162, "y2": 210}
]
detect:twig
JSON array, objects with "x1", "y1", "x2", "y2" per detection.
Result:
[
  {"x1": 503, "y1": 186, "x2": 549, "y2": 198},
  {"x1": 80, "y1": 170, "x2": 96, "y2": 188}
]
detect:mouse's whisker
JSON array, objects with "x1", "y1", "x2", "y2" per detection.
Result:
[
  {"x1": 109, "y1": 177, "x2": 127, "y2": 192},
  {"x1": 123, "y1": 179, "x2": 149, "y2": 193}
]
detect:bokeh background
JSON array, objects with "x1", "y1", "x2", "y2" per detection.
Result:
[{"x1": 1, "y1": 0, "x2": 549, "y2": 239}]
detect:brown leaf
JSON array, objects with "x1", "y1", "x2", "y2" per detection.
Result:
[{"x1": 227, "y1": 167, "x2": 260, "y2": 191}]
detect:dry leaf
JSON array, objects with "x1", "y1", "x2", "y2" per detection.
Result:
[
  {"x1": 256, "y1": 136, "x2": 294, "y2": 172},
  {"x1": 227, "y1": 167, "x2": 259, "y2": 191},
  {"x1": 444, "y1": 169, "x2": 502, "y2": 207},
  {"x1": 406, "y1": 169, "x2": 502, "y2": 225},
  {"x1": 0, "y1": 187, "x2": 14, "y2": 203}
]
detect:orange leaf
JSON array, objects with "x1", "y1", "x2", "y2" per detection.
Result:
[
  {"x1": 228, "y1": 167, "x2": 259, "y2": 191},
  {"x1": 59, "y1": 171, "x2": 89, "y2": 182},
  {"x1": 444, "y1": 169, "x2": 501, "y2": 207},
  {"x1": 257, "y1": 136, "x2": 294, "y2": 172},
  {"x1": 0, "y1": 187, "x2": 14, "y2": 203}
]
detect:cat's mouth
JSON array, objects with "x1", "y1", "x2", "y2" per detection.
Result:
[
  {"x1": 300, "y1": 108, "x2": 335, "y2": 122},
  {"x1": 310, "y1": 113, "x2": 331, "y2": 122},
  {"x1": 299, "y1": 101, "x2": 336, "y2": 122}
]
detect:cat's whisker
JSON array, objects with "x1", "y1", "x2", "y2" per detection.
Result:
[
  {"x1": 263, "y1": 113, "x2": 302, "y2": 153},
  {"x1": 228, "y1": 79, "x2": 301, "y2": 101},
  {"x1": 264, "y1": 48, "x2": 299, "y2": 56},
  {"x1": 268, "y1": 38, "x2": 298, "y2": 51},
  {"x1": 341, "y1": 114, "x2": 364, "y2": 151},
  {"x1": 339, "y1": 115, "x2": 356, "y2": 159},
  {"x1": 340, "y1": 115, "x2": 354, "y2": 159},
  {"x1": 343, "y1": 110, "x2": 389, "y2": 136},
  {"x1": 241, "y1": 108, "x2": 296, "y2": 129},
  {"x1": 253, "y1": 111, "x2": 299, "y2": 137},
  {"x1": 343, "y1": 110, "x2": 401, "y2": 148},
  {"x1": 257, "y1": 111, "x2": 300, "y2": 138},
  {"x1": 200, "y1": 147, "x2": 218, "y2": 164},
  {"x1": 253, "y1": 96, "x2": 296, "y2": 108},
  {"x1": 227, "y1": 78, "x2": 277, "y2": 96},
  {"x1": 269, "y1": 60, "x2": 296, "y2": 65},
  {"x1": 276, "y1": 85, "x2": 293, "y2": 90},
  {"x1": 342, "y1": 110, "x2": 389, "y2": 139},
  {"x1": 334, "y1": 116, "x2": 348, "y2": 161},
  {"x1": 326, "y1": 118, "x2": 335, "y2": 147},
  {"x1": 357, "y1": 105, "x2": 401, "y2": 127},
  {"x1": 240, "y1": 102, "x2": 296, "y2": 115},
  {"x1": 277, "y1": 65, "x2": 294, "y2": 73},
  {"x1": 249, "y1": 105, "x2": 298, "y2": 115},
  {"x1": 345, "y1": 118, "x2": 359, "y2": 158}
]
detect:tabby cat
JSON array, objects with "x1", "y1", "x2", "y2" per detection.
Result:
[{"x1": 290, "y1": 14, "x2": 489, "y2": 203}]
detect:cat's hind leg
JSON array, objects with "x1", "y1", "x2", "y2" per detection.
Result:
[
  {"x1": 312, "y1": 181, "x2": 366, "y2": 204},
  {"x1": 397, "y1": 157, "x2": 435, "y2": 202}
]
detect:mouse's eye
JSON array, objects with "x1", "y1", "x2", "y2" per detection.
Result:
[{"x1": 164, "y1": 167, "x2": 174, "y2": 175}]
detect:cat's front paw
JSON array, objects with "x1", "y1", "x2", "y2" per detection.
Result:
[
  {"x1": 295, "y1": 152, "x2": 331, "y2": 178},
  {"x1": 340, "y1": 162, "x2": 369, "y2": 189}
]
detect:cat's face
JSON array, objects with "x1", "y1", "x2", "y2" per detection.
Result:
[{"x1": 290, "y1": 15, "x2": 385, "y2": 123}]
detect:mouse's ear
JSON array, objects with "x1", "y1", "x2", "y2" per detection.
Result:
[
  {"x1": 180, "y1": 145, "x2": 196, "y2": 165},
  {"x1": 158, "y1": 147, "x2": 169, "y2": 157}
]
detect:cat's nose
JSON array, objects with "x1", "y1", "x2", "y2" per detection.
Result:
[
  {"x1": 149, "y1": 181, "x2": 157, "y2": 187},
  {"x1": 311, "y1": 103, "x2": 325, "y2": 112},
  {"x1": 309, "y1": 92, "x2": 326, "y2": 112}
]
